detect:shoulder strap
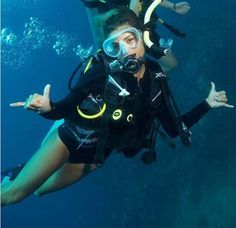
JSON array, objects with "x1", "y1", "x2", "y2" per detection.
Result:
[
  {"x1": 159, "y1": 79, "x2": 192, "y2": 146},
  {"x1": 148, "y1": 64, "x2": 192, "y2": 146},
  {"x1": 68, "y1": 50, "x2": 106, "y2": 92},
  {"x1": 93, "y1": 53, "x2": 119, "y2": 166},
  {"x1": 93, "y1": 75, "x2": 108, "y2": 166}
]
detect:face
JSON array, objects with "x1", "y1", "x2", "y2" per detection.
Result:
[{"x1": 103, "y1": 24, "x2": 145, "y2": 60}]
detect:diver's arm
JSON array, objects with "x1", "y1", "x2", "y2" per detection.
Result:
[
  {"x1": 158, "y1": 100, "x2": 211, "y2": 138},
  {"x1": 41, "y1": 68, "x2": 106, "y2": 120},
  {"x1": 129, "y1": 0, "x2": 191, "y2": 18},
  {"x1": 10, "y1": 62, "x2": 106, "y2": 119},
  {"x1": 180, "y1": 101, "x2": 211, "y2": 129},
  {"x1": 158, "y1": 82, "x2": 233, "y2": 138},
  {"x1": 160, "y1": 0, "x2": 175, "y2": 10},
  {"x1": 40, "y1": 90, "x2": 89, "y2": 120},
  {"x1": 160, "y1": 1, "x2": 191, "y2": 15},
  {"x1": 9, "y1": 84, "x2": 87, "y2": 120}
]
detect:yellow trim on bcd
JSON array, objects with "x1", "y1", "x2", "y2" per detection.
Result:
[
  {"x1": 77, "y1": 103, "x2": 107, "y2": 119},
  {"x1": 112, "y1": 109, "x2": 122, "y2": 120}
]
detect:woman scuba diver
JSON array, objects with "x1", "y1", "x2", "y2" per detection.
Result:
[{"x1": 1, "y1": 7, "x2": 233, "y2": 207}]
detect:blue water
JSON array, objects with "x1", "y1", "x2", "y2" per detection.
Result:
[{"x1": 1, "y1": 0, "x2": 236, "y2": 227}]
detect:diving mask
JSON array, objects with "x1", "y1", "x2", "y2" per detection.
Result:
[{"x1": 102, "y1": 27, "x2": 141, "y2": 58}]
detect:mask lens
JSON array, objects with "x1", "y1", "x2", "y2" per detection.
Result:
[{"x1": 103, "y1": 27, "x2": 141, "y2": 58}]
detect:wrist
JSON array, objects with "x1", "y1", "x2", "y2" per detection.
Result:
[
  {"x1": 45, "y1": 105, "x2": 52, "y2": 113},
  {"x1": 41, "y1": 102, "x2": 52, "y2": 113},
  {"x1": 205, "y1": 98, "x2": 213, "y2": 108}
]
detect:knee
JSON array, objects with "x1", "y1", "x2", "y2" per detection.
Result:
[
  {"x1": 34, "y1": 186, "x2": 53, "y2": 197},
  {"x1": 34, "y1": 189, "x2": 46, "y2": 197}
]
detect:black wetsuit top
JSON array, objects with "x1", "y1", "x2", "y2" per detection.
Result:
[{"x1": 42, "y1": 59, "x2": 211, "y2": 162}]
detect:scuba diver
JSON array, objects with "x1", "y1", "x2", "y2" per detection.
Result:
[{"x1": 1, "y1": 6, "x2": 234, "y2": 207}]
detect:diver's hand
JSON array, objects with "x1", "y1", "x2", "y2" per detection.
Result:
[
  {"x1": 10, "y1": 84, "x2": 52, "y2": 113},
  {"x1": 173, "y1": 2, "x2": 191, "y2": 15},
  {"x1": 206, "y1": 82, "x2": 234, "y2": 109}
]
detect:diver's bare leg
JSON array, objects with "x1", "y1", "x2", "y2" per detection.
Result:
[
  {"x1": 1, "y1": 129, "x2": 69, "y2": 206},
  {"x1": 34, "y1": 163, "x2": 98, "y2": 196}
]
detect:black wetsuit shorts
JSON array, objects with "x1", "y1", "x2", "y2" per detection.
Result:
[{"x1": 58, "y1": 121, "x2": 112, "y2": 163}]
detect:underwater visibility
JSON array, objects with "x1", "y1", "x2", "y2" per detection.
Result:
[
  {"x1": 1, "y1": 0, "x2": 236, "y2": 228},
  {"x1": 1, "y1": 17, "x2": 93, "y2": 69}
]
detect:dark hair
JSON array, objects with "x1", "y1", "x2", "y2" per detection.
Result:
[{"x1": 101, "y1": 7, "x2": 143, "y2": 39}]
